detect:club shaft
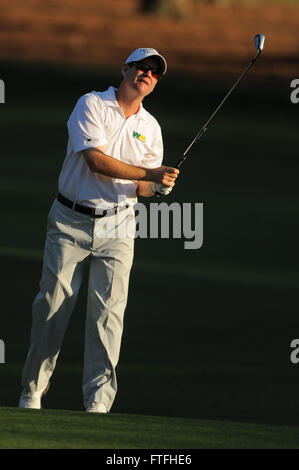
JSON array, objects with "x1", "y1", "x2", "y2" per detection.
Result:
[{"x1": 175, "y1": 49, "x2": 261, "y2": 169}]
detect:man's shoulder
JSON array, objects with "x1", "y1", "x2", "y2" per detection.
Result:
[
  {"x1": 78, "y1": 90, "x2": 106, "y2": 104},
  {"x1": 76, "y1": 87, "x2": 115, "y2": 108}
]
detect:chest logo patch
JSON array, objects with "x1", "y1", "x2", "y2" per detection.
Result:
[{"x1": 133, "y1": 131, "x2": 146, "y2": 143}]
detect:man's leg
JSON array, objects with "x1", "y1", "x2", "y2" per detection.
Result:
[
  {"x1": 82, "y1": 209, "x2": 135, "y2": 411},
  {"x1": 21, "y1": 200, "x2": 91, "y2": 397}
]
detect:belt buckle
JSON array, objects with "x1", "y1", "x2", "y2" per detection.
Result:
[{"x1": 94, "y1": 207, "x2": 104, "y2": 217}]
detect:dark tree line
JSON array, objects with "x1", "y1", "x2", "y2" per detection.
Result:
[{"x1": 140, "y1": 0, "x2": 218, "y2": 18}]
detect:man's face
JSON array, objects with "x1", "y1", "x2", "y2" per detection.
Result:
[{"x1": 122, "y1": 57, "x2": 161, "y2": 97}]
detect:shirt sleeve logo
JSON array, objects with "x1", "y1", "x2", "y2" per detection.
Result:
[{"x1": 133, "y1": 131, "x2": 146, "y2": 143}]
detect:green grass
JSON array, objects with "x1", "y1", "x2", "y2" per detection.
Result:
[
  {"x1": 0, "y1": 407, "x2": 299, "y2": 449},
  {"x1": 0, "y1": 60, "x2": 298, "y2": 449}
]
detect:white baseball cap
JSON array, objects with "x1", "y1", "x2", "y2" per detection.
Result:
[{"x1": 125, "y1": 48, "x2": 167, "y2": 76}]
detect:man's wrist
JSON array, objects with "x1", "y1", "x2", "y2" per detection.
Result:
[
  {"x1": 149, "y1": 182, "x2": 157, "y2": 193},
  {"x1": 139, "y1": 168, "x2": 154, "y2": 182}
]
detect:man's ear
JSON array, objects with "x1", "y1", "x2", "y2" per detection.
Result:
[{"x1": 121, "y1": 64, "x2": 129, "y2": 77}]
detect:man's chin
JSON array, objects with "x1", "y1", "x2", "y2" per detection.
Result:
[{"x1": 136, "y1": 81, "x2": 153, "y2": 96}]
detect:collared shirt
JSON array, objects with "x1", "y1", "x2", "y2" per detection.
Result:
[{"x1": 58, "y1": 86, "x2": 163, "y2": 209}]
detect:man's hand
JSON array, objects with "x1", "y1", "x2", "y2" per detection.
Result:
[
  {"x1": 146, "y1": 166, "x2": 179, "y2": 196},
  {"x1": 147, "y1": 166, "x2": 179, "y2": 186}
]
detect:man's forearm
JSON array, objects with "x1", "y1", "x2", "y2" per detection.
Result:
[
  {"x1": 83, "y1": 147, "x2": 152, "y2": 181},
  {"x1": 82, "y1": 147, "x2": 179, "y2": 186}
]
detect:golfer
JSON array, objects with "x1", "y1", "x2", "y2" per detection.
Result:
[{"x1": 19, "y1": 48, "x2": 179, "y2": 413}]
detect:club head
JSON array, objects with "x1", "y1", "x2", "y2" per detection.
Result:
[{"x1": 254, "y1": 33, "x2": 265, "y2": 51}]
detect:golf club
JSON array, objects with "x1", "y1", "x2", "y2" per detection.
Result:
[{"x1": 175, "y1": 33, "x2": 265, "y2": 169}]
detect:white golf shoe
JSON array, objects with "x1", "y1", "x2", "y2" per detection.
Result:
[
  {"x1": 18, "y1": 382, "x2": 50, "y2": 409},
  {"x1": 86, "y1": 402, "x2": 107, "y2": 414},
  {"x1": 19, "y1": 391, "x2": 42, "y2": 409}
]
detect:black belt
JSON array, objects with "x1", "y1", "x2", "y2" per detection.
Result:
[{"x1": 57, "y1": 193, "x2": 129, "y2": 218}]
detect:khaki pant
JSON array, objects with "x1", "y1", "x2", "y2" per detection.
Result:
[{"x1": 21, "y1": 198, "x2": 135, "y2": 411}]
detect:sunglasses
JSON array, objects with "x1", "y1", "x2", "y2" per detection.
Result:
[{"x1": 131, "y1": 61, "x2": 162, "y2": 80}]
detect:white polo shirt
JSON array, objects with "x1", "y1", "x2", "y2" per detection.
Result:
[{"x1": 58, "y1": 86, "x2": 163, "y2": 209}]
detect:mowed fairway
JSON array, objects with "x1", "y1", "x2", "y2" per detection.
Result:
[
  {"x1": 0, "y1": 61, "x2": 299, "y2": 448},
  {"x1": 1, "y1": 407, "x2": 299, "y2": 449}
]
